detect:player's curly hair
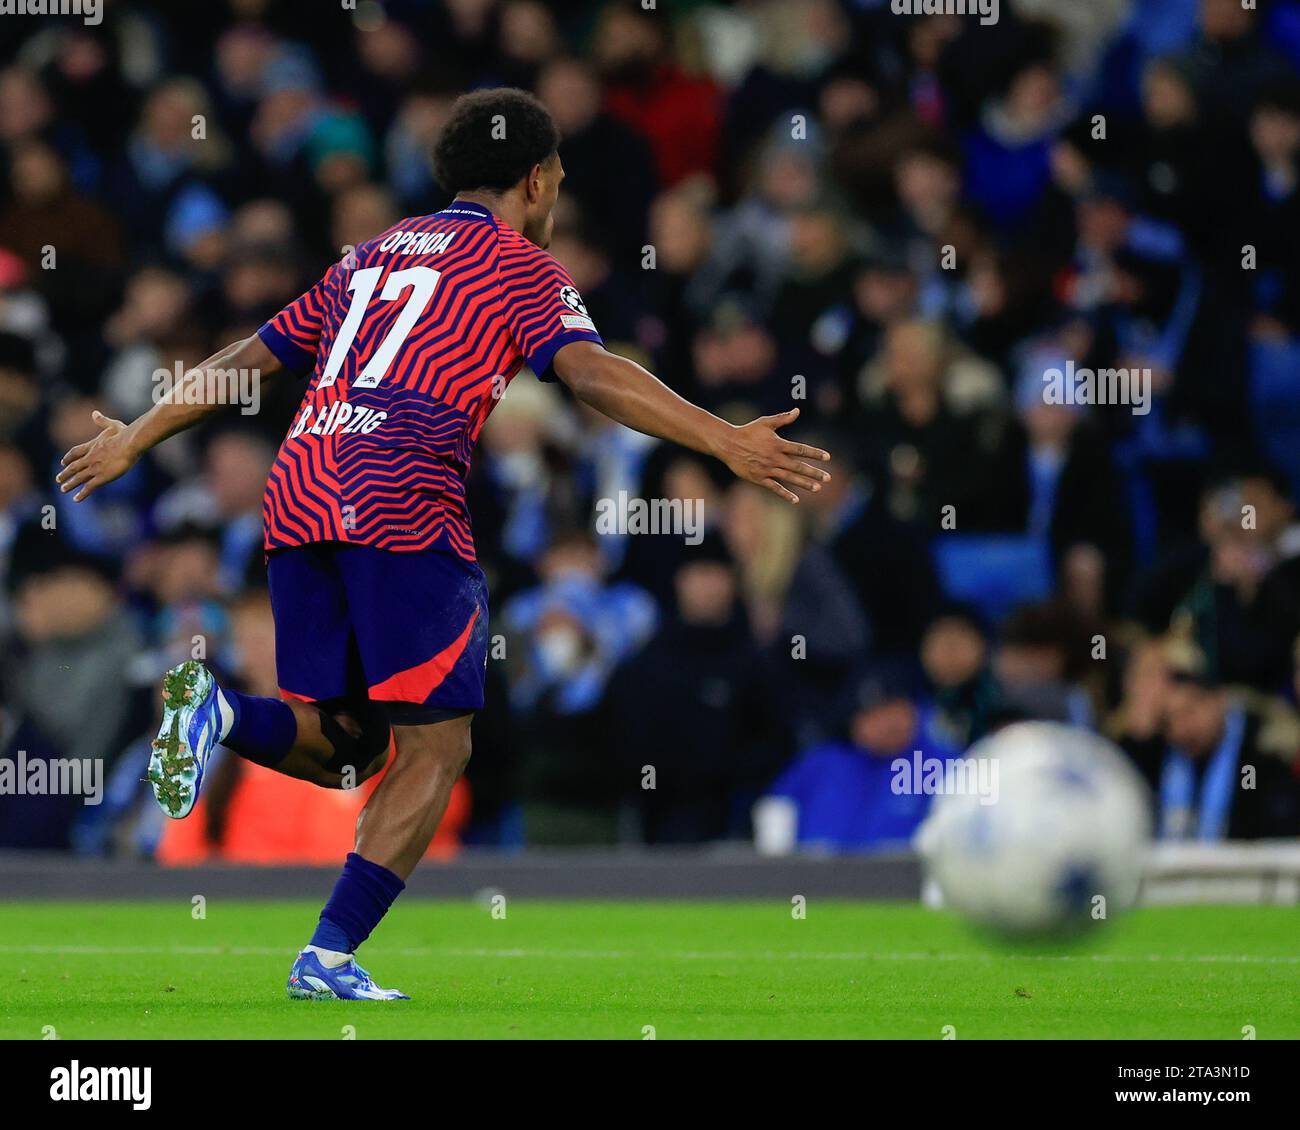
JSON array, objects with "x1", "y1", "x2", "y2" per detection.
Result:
[{"x1": 432, "y1": 88, "x2": 560, "y2": 195}]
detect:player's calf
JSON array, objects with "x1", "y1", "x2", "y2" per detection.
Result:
[
  {"x1": 215, "y1": 684, "x2": 391, "y2": 788},
  {"x1": 354, "y1": 714, "x2": 473, "y2": 878}
]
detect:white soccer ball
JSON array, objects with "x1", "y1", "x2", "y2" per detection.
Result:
[{"x1": 915, "y1": 721, "x2": 1152, "y2": 936}]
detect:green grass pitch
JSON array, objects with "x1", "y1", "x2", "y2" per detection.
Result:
[{"x1": 1, "y1": 901, "x2": 1296, "y2": 1039}]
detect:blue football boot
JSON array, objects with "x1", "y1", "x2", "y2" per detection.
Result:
[
  {"x1": 148, "y1": 660, "x2": 221, "y2": 819},
  {"x1": 287, "y1": 949, "x2": 411, "y2": 1001}
]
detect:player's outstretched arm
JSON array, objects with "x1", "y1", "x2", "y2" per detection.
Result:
[
  {"x1": 552, "y1": 341, "x2": 830, "y2": 504},
  {"x1": 58, "y1": 334, "x2": 285, "y2": 502}
]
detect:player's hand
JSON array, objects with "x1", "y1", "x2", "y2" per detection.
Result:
[
  {"x1": 57, "y1": 410, "x2": 141, "y2": 502},
  {"x1": 718, "y1": 408, "x2": 831, "y2": 504}
]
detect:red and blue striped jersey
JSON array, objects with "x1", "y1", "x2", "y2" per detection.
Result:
[{"x1": 255, "y1": 200, "x2": 602, "y2": 560}]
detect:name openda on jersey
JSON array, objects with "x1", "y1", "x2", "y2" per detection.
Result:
[
  {"x1": 288, "y1": 401, "x2": 388, "y2": 439},
  {"x1": 377, "y1": 228, "x2": 459, "y2": 256}
]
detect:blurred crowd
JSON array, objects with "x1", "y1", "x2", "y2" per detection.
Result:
[{"x1": 2, "y1": 0, "x2": 1300, "y2": 858}]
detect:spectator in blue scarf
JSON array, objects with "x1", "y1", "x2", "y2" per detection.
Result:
[{"x1": 1119, "y1": 638, "x2": 1300, "y2": 839}]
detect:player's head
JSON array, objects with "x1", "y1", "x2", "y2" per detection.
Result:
[{"x1": 433, "y1": 87, "x2": 562, "y2": 248}]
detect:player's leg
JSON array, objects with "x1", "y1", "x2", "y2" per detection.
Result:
[
  {"x1": 286, "y1": 546, "x2": 487, "y2": 1001},
  {"x1": 286, "y1": 713, "x2": 472, "y2": 1001},
  {"x1": 353, "y1": 713, "x2": 473, "y2": 877},
  {"x1": 216, "y1": 688, "x2": 390, "y2": 788}
]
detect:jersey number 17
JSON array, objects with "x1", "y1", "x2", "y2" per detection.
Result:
[{"x1": 318, "y1": 265, "x2": 442, "y2": 390}]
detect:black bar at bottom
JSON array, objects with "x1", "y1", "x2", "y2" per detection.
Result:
[{"x1": 0, "y1": 1037, "x2": 1291, "y2": 1114}]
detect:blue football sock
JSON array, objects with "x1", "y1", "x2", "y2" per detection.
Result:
[
  {"x1": 216, "y1": 688, "x2": 296, "y2": 768},
  {"x1": 310, "y1": 852, "x2": 406, "y2": 954}
]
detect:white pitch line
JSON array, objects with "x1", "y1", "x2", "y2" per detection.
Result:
[{"x1": 1, "y1": 944, "x2": 1298, "y2": 964}]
